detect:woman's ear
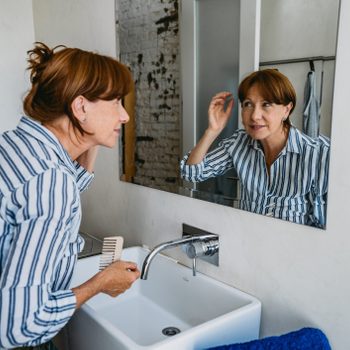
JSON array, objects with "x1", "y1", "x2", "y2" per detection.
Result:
[
  {"x1": 285, "y1": 102, "x2": 293, "y2": 117},
  {"x1": 71, "y1": 96, "x2": 87, "y2": 123}
]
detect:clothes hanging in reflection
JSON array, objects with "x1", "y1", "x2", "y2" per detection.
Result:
[{"x1": 303, "y1": 70, "x2": 320, "y2": 138}]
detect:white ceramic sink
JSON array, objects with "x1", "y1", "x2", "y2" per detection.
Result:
[{"x1": 66, "y1": 246, "x2": 261, "y2": 350}]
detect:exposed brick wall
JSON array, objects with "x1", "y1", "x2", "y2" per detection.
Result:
[{"x1": 116, "y1": 0, "x2": 180, "y2": 193}]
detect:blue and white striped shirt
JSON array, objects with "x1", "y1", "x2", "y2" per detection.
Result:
[
  {"x1": 181, "y1": 127, "x2": 330, "y2": 228},
  {"x1": 0, "y1": 116, "x2": 93, "y2": 348}
]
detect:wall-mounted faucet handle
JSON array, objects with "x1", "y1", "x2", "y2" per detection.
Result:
[
  {"x1": 184, "y1": 240, "x2": 219, "y2": 276},
  {"x1": 184, "y1": 240, "x2": 218, "y2": 258},
  {"x1": 184, "y1": 243, "x2": 199, "y2": 276},
  {"x1": 192, "y1": 257, "x2": 197, "y2": 276}
]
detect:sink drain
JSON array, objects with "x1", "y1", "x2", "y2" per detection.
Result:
[{"x1": 162, "y1": 326, "x2": 181, "y2": 336}]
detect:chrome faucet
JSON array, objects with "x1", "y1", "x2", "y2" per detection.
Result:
[{"x1": 140, "y1": 224, "x2": 219, "y2": 280}]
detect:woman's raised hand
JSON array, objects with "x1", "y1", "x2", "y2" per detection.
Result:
[
  {"x1": 185, "y1": 91, "x2": 234, "y2": 165},
  {"x1": 208, "y1": 92, "x2": 234, "y2": 134}
]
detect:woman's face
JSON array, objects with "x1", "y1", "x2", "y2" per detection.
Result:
[
  {"x1": 241, "y1": 84, "x2": 292, "y2": 142},
  {"x1": 84, "y1": 98, "x2": 129, "y2": 148}
]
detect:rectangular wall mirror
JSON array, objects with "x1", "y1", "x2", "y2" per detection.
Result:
[{"x1": 119, "y1": 0, "x2": 341, "y2": 229}]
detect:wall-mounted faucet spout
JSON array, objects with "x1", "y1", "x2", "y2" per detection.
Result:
[{"x1": 141, "y1": 224, "x2": 219, "y2": 280}]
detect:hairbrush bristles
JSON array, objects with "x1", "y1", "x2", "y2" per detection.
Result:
[{"x1": 99, "y1": 236, "x2": 124, "y2": 270}]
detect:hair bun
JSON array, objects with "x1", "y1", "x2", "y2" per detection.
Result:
[{"x1": 27, "y1": 42, "x2": 65, "y2": 83}]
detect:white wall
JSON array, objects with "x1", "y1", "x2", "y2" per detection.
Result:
[
  {"x1": 0, "y1": 0, "x2": 35, "y2": 132},
  {"x1": 2, "y1": 0, "x2": 350, "y2": 349},
  {"x1": 80, "y1": 1, "x2": 350, "y2": 349},
  {"x1": 32, "y1": 0, "x2": 117, "y2": 56}
]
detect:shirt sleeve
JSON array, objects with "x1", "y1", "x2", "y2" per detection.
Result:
[
  {"x1": 180, "y1": 137, "x2": 237, "y2": 182},
  {"x1": 308, "y1": 136, "x2": 330, "y2": 228},
  {"x1": 73, "y1": 160, "x2": 94, "y2": 193},
  {"x1": 0, "y1": 169, "x2": 79, "y2": 348}
]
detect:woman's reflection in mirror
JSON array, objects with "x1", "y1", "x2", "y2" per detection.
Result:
[{"x1": 180, "y1": 69, "x2": 330, "y2": 228}]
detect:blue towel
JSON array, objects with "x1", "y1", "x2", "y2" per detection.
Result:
[{"x1": 206, "y1": 327, "x2": 331, "y2": 350}]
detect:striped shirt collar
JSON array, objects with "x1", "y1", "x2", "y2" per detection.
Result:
[
  {"x1": 17, "y1": 116, "x2": 78, "y2": 176},
  {"x1": 248, "y1": 126, "x2": 311, "y2": 155}
]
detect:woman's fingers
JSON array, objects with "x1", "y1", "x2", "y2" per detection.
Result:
[
  {"x1": 110, "y1": 260, "x2": 140, "y2": 278},
  {"x1": 209, "y1": 92, "x2": 234, "y2": 114},
  {"x1": 99, "y1": 260, "x2": 140, "y2": 297},
  {"x1": 212, "y1": 91, "x2": 233, "y2": 100},
  {"x1": 210, "y1": 92, "x2": 234, "y2": 109},
  {"x1": 213, "y1": 91, "x2": 232, "y2": 98}
]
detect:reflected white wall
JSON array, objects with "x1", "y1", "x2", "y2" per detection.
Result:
[{"x1": 260, "y1": 0, "x2": 339, "y2": 136}]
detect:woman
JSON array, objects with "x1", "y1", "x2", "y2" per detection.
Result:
[
  {"x1": 181, "y1": 69, "x2": 330, "y2": 228},
  {"x1": 0, "y1": 42, "x2": 140, "y2": 349}
]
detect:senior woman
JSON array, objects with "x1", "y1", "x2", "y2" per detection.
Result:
[
  {"x1": 0, "y1": 42, "x2": 140, "y2": 349},
  {"x1": 181, "y1": 69, "x2": 330, "y2": 228}
]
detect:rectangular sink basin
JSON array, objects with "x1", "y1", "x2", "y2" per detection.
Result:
[{"x1": 66, "y1": 246, "x2": 261, "y2": 350}]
